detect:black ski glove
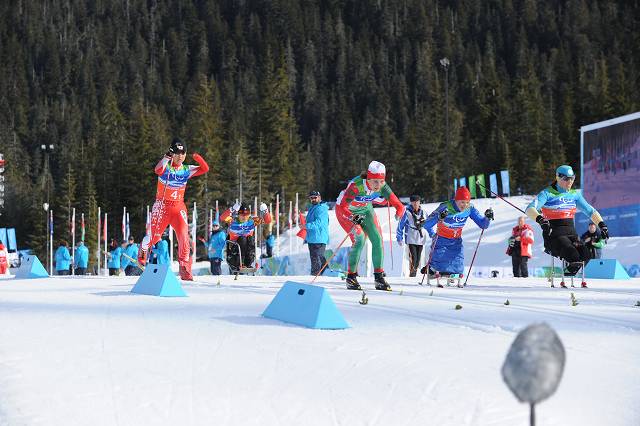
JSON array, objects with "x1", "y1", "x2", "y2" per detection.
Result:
[
  {"x1": 438, "y1": 209, "x2": 448, "y2": 220},
  {"x1": 598, "y1": 221, "x2": 609, "y2": 239},
  {"x1": 536, "y1": 215, "x2": 551, "y2": 237},
  {"x1": 484, "y1": 208, "x2": 494, "y2": 221},
  {"x1": 349, "y1": 214, "x2": 365, "y2": 226}
]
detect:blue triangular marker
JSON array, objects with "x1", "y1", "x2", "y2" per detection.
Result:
[
  {"x1": 263, "y1": 282, "x2": 349, "y2": 329},
  {"x1": 584, "y1": 259, "x2": 630, "y2": 280},
  {"x1": 13, "y1": 256, "x2": 49, "y2": 279},
  {"x1": 131, "y1": 263, "x2": 187, "y2": 297}
]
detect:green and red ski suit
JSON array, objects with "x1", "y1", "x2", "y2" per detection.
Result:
[{"x1": 336, "y1": 175, "x2": 405, "y2": 274}]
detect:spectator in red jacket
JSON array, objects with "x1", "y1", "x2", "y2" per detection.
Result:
[
  {"x1": 0, "y1": 242, "x2": 8, "y2": 275},
  {"x1": 508, "y1": 216, "x2": 535, "y2": 277}
]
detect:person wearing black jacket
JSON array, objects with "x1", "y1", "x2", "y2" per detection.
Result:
[{"x1": 581, "y1": 223, "x2": 605, "y2": 259}]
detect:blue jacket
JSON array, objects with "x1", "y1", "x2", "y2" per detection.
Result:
[
  {"x1": 152, "y1": 240, "x2": 170, "y2": 265},
  {"x1": 423, "y1": 201, "x2": 491, "y2": 275},
  {"x1": 424, "y1": 201, "x2": 490, "y2": 236},
  {"x1": 266, "y1": 234, "x2": 275, "y2": 248},
  {"x1": 55, "y1": 246, "x2": 71, "y2": 271},
  {"x1": 207, "y1": 230, "x2": 227, "y2": 259},
  {"x1": 74, "y1": 244, "x2": 89, "y2": 268},
  {"x1": 228, "y1": 218, "x2": 257, "y2": 238},
  {"x1": 107, "y1": 247, "x2": 123, "y2": 269},
  {"x1": 526, "y1": 183, "x2": 595, "y2": 220},
  {"x1": 305, "y1": 202, "x2": 329, "y2": 244},
  {"x1": 122, "y1": 243, "x2": 139, "y2": 269}
]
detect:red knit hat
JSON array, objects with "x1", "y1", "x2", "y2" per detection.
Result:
[
  {"x1": 455, "y1": 186, "x2": 471, "y2": 201},
  {"x1": 367, "y1": 160, "x2": 386, "y2": 180}
]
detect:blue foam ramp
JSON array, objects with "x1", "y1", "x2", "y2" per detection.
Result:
[
  {"x1": 13, "y1": 255, "x2": 49, "y2": 279},
  {"x1": 131, "y1": 263, "x2": 187, "y2": 297},
  {"x1": 262, "y1": 282, "x2": 349, "y2": 329},
  {"x1": 584, "y1": 259, "x2": 630, "y2": 280}
]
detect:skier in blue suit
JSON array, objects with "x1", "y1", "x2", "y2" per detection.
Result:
[{"x1": 421, "y1": 186, "x2": 493, "y2": 276}]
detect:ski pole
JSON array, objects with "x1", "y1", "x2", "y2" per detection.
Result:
[
  {"x1": 311, "y1": 225, "x2": 356, "y2": 284},
  {"x1": 419, "y1": 232, "x2": 440, "y2": 286},
  {"x1": 387, "y1": 204, "x2": 394, "y2": 269},
  {"x1": 475, "y1": 180, "x2": 526, "y2": 214},
  {"x1": 463, "y1": 228, "x2": 485, "y2": 287},
  {"x1": 121, "y1": 252, "x2": 145, "y2": 271}
]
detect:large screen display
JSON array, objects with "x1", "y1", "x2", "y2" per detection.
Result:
[{"x1": 580, "y1": 113, "x2": 640, "y2": 236}]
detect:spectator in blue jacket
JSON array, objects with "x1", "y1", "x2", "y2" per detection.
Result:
[
  {"x1": 74, "y1": 241, "x2": 89, "y2": 275},
  {"x1": 151, "y1": 236, "x2": 170, "y2": 265},
  {"x1": 123, "y1": 236, "x2": 141, "y2": 276},
  {"x1": 199, "y1": 221, "x2": 226, "y2": 275},
  {"x1": 55, "y1": 240, "x2": 72, "y2": 275},
  {"x1": 264, "y1": 233, "x2": 275, "y2": 258},
  {"x1": 106, "y1": 238, "x2": 123, "y2": 276},
  {"x1": 305, "y1": 190, "x2": 330, "y2": 275}
]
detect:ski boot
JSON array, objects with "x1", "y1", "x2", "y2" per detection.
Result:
[
  {"x1": 138, "y1": 236, "x2": 150, "y2": 267},
  {"x1": 179, "y1": 261, "x2": 193, "y2": 281},
  {"x1": 374, "y1": 272, "x2": 392, "y2": 291},
  {"x1": 346, "y1": 273, "x2": 362, "y2": 290}
]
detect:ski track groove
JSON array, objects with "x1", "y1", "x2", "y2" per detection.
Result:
[
  {"x1": 401, "y1": 288, "x2": 640, "y2": 331},
  {"x1": 189, "y1": 281, "x2": 640, "y2": 334}
]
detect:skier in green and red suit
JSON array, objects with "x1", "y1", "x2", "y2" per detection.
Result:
[{"x1": 335, "y1": 161, "x2": 405, "y2": 291}]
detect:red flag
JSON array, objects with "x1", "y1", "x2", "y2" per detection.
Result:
[
  {"x1": 219, "y1": 208, "x2": 232, "y2": 223},
  {"x1": 296, "y1": 212, "x2": 306, "y2": 240},
  {"x1": 81, "y1": 213, "x2": 85, "y2": 241}
]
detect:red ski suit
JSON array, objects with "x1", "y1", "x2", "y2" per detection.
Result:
[
  {"x1": 140, "y1": 154, "x2": 209, "y2": 270},
  {"x1": 0, "y1": 243, "x2": 8, "y2": 275}
]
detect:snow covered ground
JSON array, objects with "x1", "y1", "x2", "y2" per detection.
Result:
[
  {"x1": 1, "y1": 273, "x2": 639, "y2": 426},
  {"x1": 1, "y1": 195, "x2": 639, "y2": 425}
]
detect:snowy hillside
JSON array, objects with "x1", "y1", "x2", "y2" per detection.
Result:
[{"x1": 273, "y1": 195, "x2": 640, "y2": 278}]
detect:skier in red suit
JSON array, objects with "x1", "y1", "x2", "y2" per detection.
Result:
[{"x1": 138, "y1": 138, "x2": 209, "y2": 280}]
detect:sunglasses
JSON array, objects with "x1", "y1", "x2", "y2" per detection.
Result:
[{"x1": 558, "y1": 174, "x2": 575, "y2": 182}]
